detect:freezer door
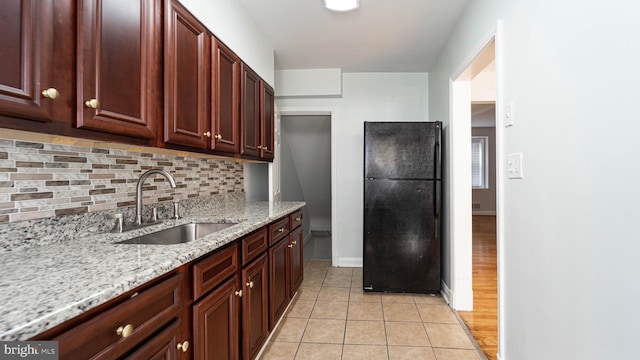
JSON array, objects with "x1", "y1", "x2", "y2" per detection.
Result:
[
  {"x1": 364, "y1": 122, "x2": 440, "y2": 179},
  {"x1": 363, "y1": 179, "x2": 440, "y2": 293}
]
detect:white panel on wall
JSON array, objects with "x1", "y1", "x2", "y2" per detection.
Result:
[{"x1": 275, "y1": 69, "x2": 343, "y2": 97}]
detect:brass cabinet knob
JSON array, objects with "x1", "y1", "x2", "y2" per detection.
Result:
[
  {"x1": 41, "y1": 88, "x2": 59, "y2": 99},
  {"x1": 278, "y1": 227, "x2": 284, "y2": 233},
  {"x1": 177, "y1": 341, "x2": 189, "y2": 352},
  {"x1": 84, "y1": 99, "x2": 99, "y2": 109},
  {"x1": 116, "y1": 324, "x2": 134, "y2": 338},
  {"x1": 203, "y1": 131, "x2": 212, "y2": 137},
  {"x1": 214, "y1": 134, "x2": 222, "y2": 140},
  {"x1": 246, "y1": 281, "x2": 254, "y2": 289},
  {"x1": 235, "y1": 290, "x2": 243, "y2": 297},
  {"x1": 295, "y1": 217, "x2": 301, "y2": 221},
  {"x1": 287, "y1": 244, "x2": 293, "y2": 248},
  {"x1": 292, "y1": 240, "x2": 297, "y2": 245}
]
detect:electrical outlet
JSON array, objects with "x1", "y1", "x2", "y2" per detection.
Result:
[{"x1": 507, "y1": 153, "x2": 524, "y2": 179}]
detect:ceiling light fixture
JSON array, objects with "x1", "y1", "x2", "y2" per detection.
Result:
[{"x1": 324, "y1": 0, "x2": 359, "y2": 12}]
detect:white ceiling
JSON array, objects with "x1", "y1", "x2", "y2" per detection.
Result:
[{"x1": 237, "y1": 0, "x2": 470, "y2": 72}]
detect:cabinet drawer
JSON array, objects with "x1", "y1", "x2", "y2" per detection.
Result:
[
  {"x1": 242, "y1": 227, "x2": 268, "y2": 266},
  {"x1": 54, "y1": 272, "x2": 182, "y2": 360},
  {"x1": 289, "y1": 209, "x2": 303, "y2": 230},
  {"x1": 269, "y1": 217, "x2": 290, "y2": 246},
  {"x1": 193, "y1": 243, "x2": 239, "y2": 300}
]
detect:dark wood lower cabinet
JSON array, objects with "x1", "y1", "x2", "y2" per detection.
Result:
[
  {"x1": 192, "y1": 276, "x2": 240, "y2": 360},
  {"x1": 52, "y1": 273, "x2": 183, "y2": 360},
  {"x1": 290, "y1": 226, "x2": 304, "y2": 295},
  {"x1": 242, "y1": 253, "x2": 269, "y2": 360},
  {"x1": 269, "y1": 236, "x2": 290, "y2": 329},
  {"x1": 124, "y1": 319, "x2": 180, "y2": 360},
  {"x1": 32, "y1": 210, "x2": 303, "y2": 360}
]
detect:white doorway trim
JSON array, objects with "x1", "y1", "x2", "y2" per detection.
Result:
[
  {"x1": 449, "y1": 20, "x2": 505, "y2": 359},
  {"x1": 278, "y1": 106, "x2": 338, "y2": 267}
]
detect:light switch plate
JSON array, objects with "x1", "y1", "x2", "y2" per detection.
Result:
[
  {"x1": 507, "y1": 153, "x2": 524, "y2": 179},
  {"x1": 504, "y1": 103, "x2": 514, "y2": 127}
]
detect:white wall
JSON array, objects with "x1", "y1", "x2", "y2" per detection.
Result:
[
  {"x1": 429, "y1": 0, "x2": 640, "y2": 359},
  {"x1": 179, "y1": 0, "x2": 275, "y2": 86},
  {"x1": 278, "y1": 73, "x2": 429, "y2": 266}
]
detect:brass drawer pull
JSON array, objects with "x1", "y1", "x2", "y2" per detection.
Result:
[
  {"x1": 235, "y1": 290, "x2": 243, "y2": 297},
  {"x1": 41, "y1": 88, "x2": 59, "y2": 99},
  {"x1": 84, "y1": 99, "x2": 99, "y2": 109},
  {"x1": 177, "y1": 340, "x2": 189, "y2": 352},
  {"x1": 116, "y1": 324, "x2": 134, "y2": 338},
  {"x1": 246, "y1": 281, "x2": 254, "y2": 289}
]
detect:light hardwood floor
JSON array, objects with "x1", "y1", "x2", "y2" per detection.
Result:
[{"x1": 458, "y1": 215, "x2": 498, "y2": 360}]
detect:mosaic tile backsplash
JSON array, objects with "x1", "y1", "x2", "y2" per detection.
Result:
[{"x1": 0, "y1": 137, "x2": 244, "y2": 224}]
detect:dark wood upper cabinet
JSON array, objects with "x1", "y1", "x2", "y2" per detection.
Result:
[
  {"x1": 77, "y1": 0, "x2": 160, "y2": 139},
  {"x1": 0, "y1": 0, "x2": 56, "y2": 122},
  {"x1": 260, "y1": 82, "x2": 275, "y2": 161},
  {"x1": 240, "y1": 63, "x2": 261, "y2": 158},
  {"x1": 164, "y1": 0, "x2": 210, "y2": 149},
  {"x1": 212, "y1": 37, "x2": 240, "y2": 154}
]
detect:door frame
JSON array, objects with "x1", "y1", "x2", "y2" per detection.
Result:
[
  {"x1": 449, "y1": 20, "x2": 505, "y2": 358},
  {"x1": 277, "y1": 106, "x2": 337, "y2": 266}
]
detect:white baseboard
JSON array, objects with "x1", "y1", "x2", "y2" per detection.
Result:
[
  {"x1": 337, "y1": 257, "x2": 363, "y2": 267},
  {"x1": 440, "y1": 280, "x2": 452, "y2": 305},
  {"x1": 472, "y1": 210, "x2": 496, "y2": 215}
]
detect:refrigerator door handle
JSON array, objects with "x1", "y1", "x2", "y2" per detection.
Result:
[{"x1": 434, "y1": 181, "x2": 441, "y2": 218}]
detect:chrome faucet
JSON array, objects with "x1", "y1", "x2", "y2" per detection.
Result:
[{"x1": 135, "y1": 169, "x2": 177, "y2": 226}]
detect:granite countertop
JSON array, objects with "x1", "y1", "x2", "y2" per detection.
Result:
[{"x1": 0, "y1": 200, "x2": 305, "y2": 341}]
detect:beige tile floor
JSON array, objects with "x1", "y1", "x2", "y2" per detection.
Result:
[{"x1": 259, "y1": 260, "x2": 486, "y2": 360}]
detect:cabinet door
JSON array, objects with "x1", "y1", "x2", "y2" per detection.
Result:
[
  {"x1": 242, "y1": 253, "x2": 269, "y2": 360},
  {"x1": 269, "y1": 237, "x2": 290, "y2": 329},
  {"x1": 212, "y1": 37, "x2": 240, "y2": 153},
  {"x1": 289, "y1": 226, "x2": 304, "y2": 296},
  {"x1": 77, "y1": 0, "x2": 160, "y2": 139},
  {"x1": 164, "y1": 0, "x2": 210, "y2": 148},
  {"x1": 240, "y1": 63, "x2": 261, "y2": 157},
  {"x1": 193, "y1": 276, "x2": 240, "y2": 360},
  {"x1": 0, "y1": 0, "x2": 55, "y2": 122},
  {"x1": 260, "y1": 81, "x2": 275, "y2": 161}
]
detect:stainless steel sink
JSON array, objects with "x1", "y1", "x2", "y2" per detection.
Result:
[{"x1": 116, "y1": 222, "x2": 237, "y2": 245}]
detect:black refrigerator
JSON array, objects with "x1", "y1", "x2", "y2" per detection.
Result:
[{"x1": 363, "y1": 121, "x2": 442, "y2": 294}]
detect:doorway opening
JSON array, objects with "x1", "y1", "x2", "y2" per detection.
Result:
[
  {"x1": 448, "y1": 22, "x2": 503, "y2": 360},
  {"x1": 281, "y1": 114, "x2": 332, "y2": 260}
]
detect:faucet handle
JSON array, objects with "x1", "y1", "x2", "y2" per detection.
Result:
[
  {"x1": 108, "y1": 213, "x2": 124, "y2": 233},
  {"x1": 173, "y1": 201, "x2": 181, "y2": 220}
]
